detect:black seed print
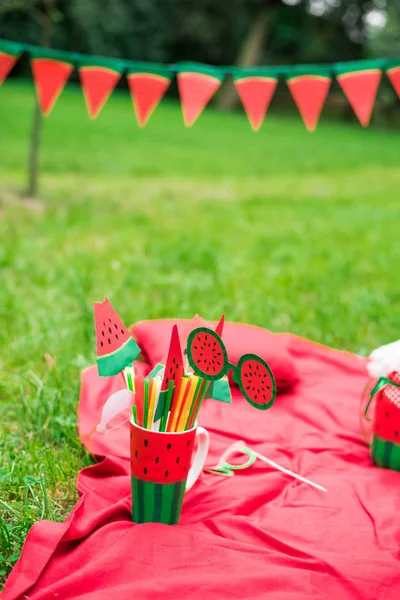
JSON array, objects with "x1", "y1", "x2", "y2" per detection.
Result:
[
  {"x1": 144, "y1": 467, "x2": 147, "y2": 475},
  {"x1": 155, "y1": 457, "x2": 159, "y2": 464},
  {"x1": 170, "y1": 367, "x2": 173, "y2": 374},
  {"x1": 165, "y1": 471, "x2": 169, "y2": 477},
  {"x1": 109, "y1": 318, "x2": 111, "y2": 323},
  {"x1": 173, "y1": 358, "x2": 176, "y2": 363},
  {"x1": 108, "y1": 338, "x2": 111, "y2": 344},
  {"x1": 116, "y1": 334, "x2": 119, "y2": 340},
  {"x1": 102, "y1": 331, "x2": 105, "y2": 337},
  {"x1": 396, "y1": 431, "x2": 399, "y2": 437},
  {"x1": 109, "y1": 327, "x2": 112, "y2": 333},
  {"x1": 121, "y1": 329, "x2": 124, "y2": 334},
  {"x1": 100, "y1": 341, "x2": 103, "y2": 347},
  {"x1": 103, "y1": 321, "x2": 106, "y2": 326},
  {"x1": 167, "y1": 443, "x2": 171, "y2": 450},
  {"x1": 114, "y1": 323, "x2": 118, "y2": 329},
  {"x1": 144, "y1": 439, "x2": 148, "y2": 447},
  {"x1": 176, "y1": 457, "x2": 180, "y2": 464},
  {"x1": 183, "y1": 467, "x2": 187, "y2": 473},
  {"x1": 386, "y1": 412, "x2": 389, "y2": 417},
  {"x1": 135, "y1": 450, "x2": 138, "y2": 458},
  {"x1": 187, "y1": 440, "x2": 190, "y2": 447}
]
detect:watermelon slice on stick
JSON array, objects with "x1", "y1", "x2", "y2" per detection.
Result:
[
  {"x1": 154, "y1": 325, "x2": 185, "y2": 422},
  {"x1": 93, "y1": 297, "x2": 141, "y2": 377},
  {"x1": 235, "y1": 354, "x2": 276, "y2": 410}
]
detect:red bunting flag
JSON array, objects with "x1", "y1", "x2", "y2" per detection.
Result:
[
  {"x1": 233, "y1": 69, "x2": 278, "y2": 131},
  {"x1": 387, "y1": 62, "x2": 400, "y2": 99},
  {"x1": 128, "y1": 67, "x2": 171, "y2": 126},
  {"x1": 336, "y1": 62, "x2": 381, "y2": 127},
  {"x1": 31, "y1": 57, "x2": 73, "y2": 116},
  {"x1": 79, "y1": 62, "x2": 122, "y2": 119},
  {"x1": 0, "y1": 40, "x2": 22, "y2": 85},
  {"x1": 177, "y1": 64, "x2": 223, "y2": 127},
  {"x1": 287, "y1": 70, "x2": 331, "y2": 132}
]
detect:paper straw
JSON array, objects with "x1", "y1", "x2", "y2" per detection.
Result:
[
  {"x1": 190, "y1": 380, "x2": 210, "y2": 428},
  {"x1": 177, "y1": 376, "x2": 199, "y2": 432},
  {"x1": 186, "y1": 379, "x2": 204, "y2": 429},
  {"x1": 135, "y1": 376, "x2": 144, "y2": 427},
  {"x1": 253, "y1": 450, "x2": 327, "y2": 493},
  {"x1": 151, "y1": 377, "x2": 162, "y2": 430},
  {"x1": 147, "y1": 376, "x2": 158, "y2": 428},
  {"x1": 160, "y1": 380, "x2": 174, "y2": 432},
  {"x1": 143, "y1": 379, "x2": 150, "y2": 429},
  {"x1": 169, "y1": 377, "x2": 189, "y2": 432}
]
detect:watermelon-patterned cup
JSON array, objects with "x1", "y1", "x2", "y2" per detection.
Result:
[
  {"x1": 371, "y1": 373, "x2": 400, "y2": 471},
  {"x1": 130, "y1": 421, "x2": 209, "y2": 524}
]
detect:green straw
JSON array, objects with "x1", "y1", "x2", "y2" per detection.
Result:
[
  {"x1": 185, "y1": 377, "x2": 204, "y2": 430},
  {"x1": 191, "y1": 380, "x2": 210, "y2": 427},
  {"x1": 143, "y1": 378, "x2": 149, "y2": 430},
  {"x1": 132, "y1": 405, "x2": 137, "y2": 424},
  {"x1": 160, "y1": 380, "x2": 174, "y2": 432}
]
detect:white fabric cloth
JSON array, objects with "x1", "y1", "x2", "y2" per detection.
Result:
[{"x1": 367, "y1": 339, "x2": 400, "y2": 378}]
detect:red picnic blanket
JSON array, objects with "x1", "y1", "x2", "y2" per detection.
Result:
[{"x1": 4, "y1": 328, "x2": 400, "y2": 600}]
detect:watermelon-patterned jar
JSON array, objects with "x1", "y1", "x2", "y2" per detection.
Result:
[
  {"x1": 130, "y1": 421, "x2": 209, "y2": 524},
  {"x1": 371, "y1": 371, "x2": 400, "y2": 471}
]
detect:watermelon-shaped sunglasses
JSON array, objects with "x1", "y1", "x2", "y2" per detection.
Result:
[{"x1": 186, "y1": 327, "x2": 276, "y2": 410}]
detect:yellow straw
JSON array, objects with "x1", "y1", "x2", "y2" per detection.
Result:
[
  {"x1": 169, "y1": 377, "x2": 189, "y2": 432},
  {"x1": 176, "y1": 376, "x2": 199, "y2": 432},
  {"x1": 147, "y1": 376, "x2": 158, "y2": 428}
]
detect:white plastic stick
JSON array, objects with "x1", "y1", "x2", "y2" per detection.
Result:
[
  {"x1": 214, "y1": 441, "x2": 327, "y2": 493},
  {"x1": 253, "y1": 450, "x2": 327, "y2": 493}
]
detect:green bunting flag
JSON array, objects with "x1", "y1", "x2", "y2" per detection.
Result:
[
  {"x1": 79, "y1": 58, "x2": 124, "y2": 119},
  {"x1": 0, "y1": 40, "x2": 22, "y2": 85},
  {"x1": 176, "y1": 63, "x2": 224, "y2": 127},
  {"x1": 127, "y1": 65, "x2": 171, "y2": 127},
  {"x1": 232, "y1": 67, "x2": 279, "y2": 131},
  {"x1": 387, "y1": 59, "x2": 400, "y2": 99},
  {"x1": 30, "y1": 48, "x2": 73, "y2": 116},
  {"x1": 335, "y1": 60, "x2": 383, "y2": 127},
  {"x1": 286, "y1": 66, "x2": 331, "y2": 132}
]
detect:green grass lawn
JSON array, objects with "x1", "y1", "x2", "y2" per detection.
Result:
[{"x1": 0, "y1": 79, "x2": 400, "y2": 584}]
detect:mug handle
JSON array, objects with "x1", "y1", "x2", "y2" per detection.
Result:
[{"x1": 185, "y1": 426, "x2": 209, "y2": 492}]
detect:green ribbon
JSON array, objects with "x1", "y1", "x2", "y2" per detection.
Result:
[{"x1": 364, "y1": 376, "x2": 400, "y2": 418}]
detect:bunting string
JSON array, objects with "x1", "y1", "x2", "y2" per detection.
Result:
[{"x1": 1, "y1": 38, "x2": 399, "y2": 131}]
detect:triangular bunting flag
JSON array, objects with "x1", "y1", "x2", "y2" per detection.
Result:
[
  {"x1": 335, "y1": 61, "x2": 382, "y2": 127},
  {"x1": 232, "y1": 68, "x2": 279, "y2": 131},
  {"x1": 177, "y1": 63, "x2": 223, "y2": 127},
  {"x1": 287, "y1": 68, "x2": 331, "y2": 132},
  {"x1": 0, "y1": 40, "x2": 22, "y2": 85},
  {"x1": 128, "y1": 66, "x2": 171, "y2": 126},
  {"x1": 387, "y1": 60, "x2": 400, "y2": 99},
  {"x1": 79, "y1": 59, "x2": 123, "y2": 119},
  {"x1": 31, "y1": 49, "x2": 73, "y2": 116}
]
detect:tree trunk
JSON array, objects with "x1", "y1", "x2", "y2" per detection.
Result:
[
  {"x1": 26, "y1": 4, "x2": 53, "y2": 198},
  {"x1": 216, "y1": 9, "x2": 269, "y2": 111}
]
